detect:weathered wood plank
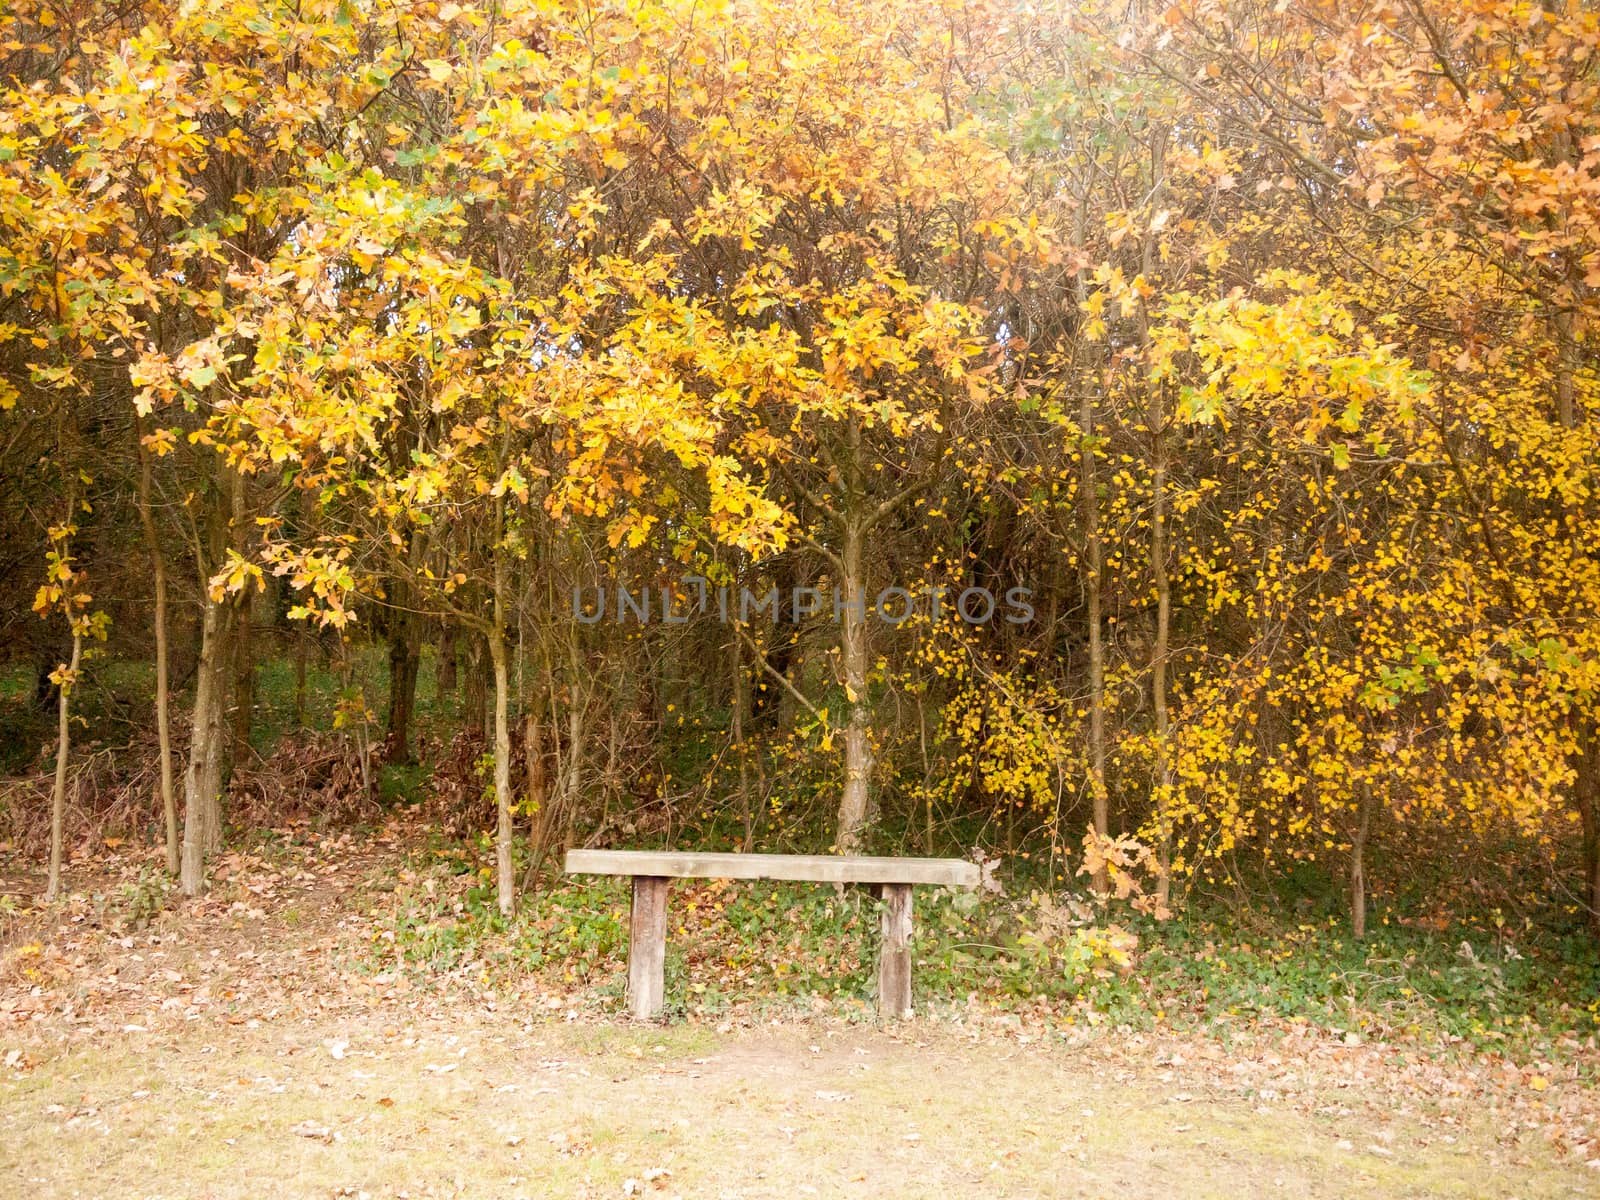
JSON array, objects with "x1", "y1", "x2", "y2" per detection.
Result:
[
  {"x1": 878, "y1": 882, "x2": 913, "y2": 1019},
  {"x1": 628, "y1": 875, "x2": 669, "y2": 1020},
  {"x1": 566, "y1": 849, "x2": 977, "y2": 888}
]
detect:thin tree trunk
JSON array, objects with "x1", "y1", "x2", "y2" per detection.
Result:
[
  {"x1": 1083, "y1": 384, "x2": 1109, "y2": 894},
  {"x1": 1551, "y1": 277, "x2": 1599, "y2": 937},
  {"x1": 384, "y1": 530, "x2": 425, "y2": 762},
  {"x1": 44, "y1": 630, "x2": 81, "y2": 901},
  {"x1": 293, "y1": 627, "x2": 308, "y2": 728},
  {"x1": 919, "y1": 694, "x2": 934, "y2": 853},
  {"x1": 1141, "y1": 129, "x2": 1172, "y2": 912},
  {"x1": 558, "y1": 631, "x2": 589, "y2": 852},
  {"x1": 135, "y1": 417, "x2": 179, "y2": 876},
  {"x1": 34, "y1": 650, "x2": 60, "y2": 713},
  {"x1": 437, "y1": 621, "x2": 458, "y2": 697},
  {"x1": 1150, "y1": 408, "x2": 1173, "y2": 911},
  {"x1": 731, "y1": 625, "x2": 754, "y2": 851},
  {"x1": 490, "y1": 627, "x2": 515, "y2": 917},
  {"x1": 214, "y1": 471, "x2": 250, "y2": 854},
  {"x1": 44, "y1": 429, "x2": 82, "y2": 901},
  {"x1": 1075, "y1": 201, "x2": 1109, "y2": 893},
  {"x1": 754, "y1": 558, "x2": 796, "y2": 728},
  {"x1": 521, "y1": 709, "x2": 556, "y2": 890},
  {"x1": 1576, "y1": 717, "x2": 1600, "y2": 937},
  {"x1": 490, "y1": 493, "x2": 515, "y2": 918},
  {"x1": 181, "y1": 475, "x2": 240, "y2": 897},
  {"x1": 181, "y1": 590, "x2": 235, "y2": 895},
  {"x1": 384, "y1": 597, "x2": 420, "y2": 764},
  {"x1": 1533, "y1": 254, "x2": 1600, "y2": 936},
  {"x1": 385, "y1": 637, "x2": 419, "y2": 762},
  {"x1": 1351, "y1": 781, "x2": 1373, "y2": 939},
  {"x1": 464, "y1": 631, "x2": 489, "y2": 735},
  {"x1": 836, "y1": 518, "x2": 874, "y2": 854},
  {"x1": 228, "y1": 589, "x2": 254, "y2": 775}
]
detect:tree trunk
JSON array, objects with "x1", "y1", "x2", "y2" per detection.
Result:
[
  {"x1": 489, "y1": 626, "x2": 515, "y2": 917},
  {"x1": 1081, "y1": 352, "x2": 1107, "y2": 896},
  {"x1": 182, "y1": 467, "x2": 243, "y2": 895},
  {"x1": 217, "y1": 467, "x2": 251, "y2": 846},
  {"x1": 437, "y1": 621, "x2": 458, "y2": 697},
  {"x1": 836, "y1": 519, "x2": 874, "y2": 854},
  {"x1": 44, "y1": 630, "x2": 81, "y2": 901},
  {"x1": 562, "y1": 695, "x2": 585, "y2": 850},
  {"x1": 756, "y1": 557, "x2": 797, "y2": 728},
  {"x1": 489, "y1": 492, "x2": 516, "y2": 918},
  {"x1": 384, "y1": 600, "x2": 420, "y2": 764},
  {"x1": 135, "y1": 417, "x2": 179, "y2": 876},
  {"x1": 1150, "y1": 414, "x2": 1173, "y2": 911},
  {"x1": 1351, "y1": 781, "x2": 1373, "y2": 939},
  {"x1": 33, "y1": 651, "x2": 61, "y2": 713},
  {"x1": 228, "y1": 591, "x2": 254, "y2": 776},
  {"x1": 521, "y1": 710, "x2": 557, "y2": 890},
  {"x1": 731, "y1": 625, "x2": 754, "y2": 851},
  {"x1": 293, "y1": 627, "x2": 308, "y2": 729},
  {"x1": 464, "y1": 631, "x2": 489, "y2": 735},
  {"x1": 1141, "y1": 130, "x2": 1172, "y2": 913},
  {"x1": 180, "y1": 590, "x2": 236, "y2": 895},
  {"x1": 1075, "y1": 200, "x2": 1113, "y2": 896},
  {"x1": 1551, "y1": 278, "x2": 1599, "y2": 937},
  {"x1": 1576, "y1": 717, "x2": 1600, "y2": 938}
]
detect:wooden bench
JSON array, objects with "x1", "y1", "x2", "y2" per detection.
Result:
[{"x1": 564, "y1": 850, "x2": 979, "y2": 1020}]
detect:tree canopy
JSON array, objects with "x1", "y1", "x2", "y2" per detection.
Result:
[{"x1": 2, "y1": 0, "x2": 1597, "y2": 936}]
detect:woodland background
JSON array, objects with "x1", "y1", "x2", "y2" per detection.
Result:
[{"x1": 2, "y1": 0, "x2": 1600, "y2": 1014}]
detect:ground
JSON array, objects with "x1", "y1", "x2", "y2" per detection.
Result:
[
  {"x1": 8, "y1": 1020, "x2": 1598, "y2": 1200},
  {"x1": 3, "y1": 829, "x2": 1598, "y2": 1199}
]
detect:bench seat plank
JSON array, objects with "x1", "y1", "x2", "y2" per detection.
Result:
[{"x1": 565, "y1": 849, "x2": 977, "y2": 888}]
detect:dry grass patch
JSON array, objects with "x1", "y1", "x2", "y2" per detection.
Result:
[{"x1": 4, "y1": 1019, "x2": 1595, "y2": 1200}]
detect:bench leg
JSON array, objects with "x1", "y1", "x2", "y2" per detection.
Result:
[
  {"x1": 628, "y1": 875, "x2": 669, "y2": 1020},
  {"x1": 878, "y1": 883, "x2": 913, "y2": 1019}
]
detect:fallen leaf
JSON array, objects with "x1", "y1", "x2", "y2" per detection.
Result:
[{"x1": 290, "y1": 1120, "x2": 333, "y2": 1142}]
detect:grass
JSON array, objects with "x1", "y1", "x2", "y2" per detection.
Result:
[
  {"x1": 4, "y1": 1020, "x2": 1593, "y2": 1200},
  {"x1": 365, "y1": 841, "x2": 1600, "y2": 1064},
  {"x1": 1107, "y1": 908, "x2": 1600, "y2": 1053},
  {"x1": 0, "y1": 662, "x2": 52, "y2": 775}
]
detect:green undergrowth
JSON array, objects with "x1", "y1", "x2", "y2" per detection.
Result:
[{"x1": 365, "y1": 838, "x2": 1600, "y2": 1062}]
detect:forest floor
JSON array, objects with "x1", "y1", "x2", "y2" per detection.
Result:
[{"x1": 3, "y1": 822, "x2": 1599, "y2": 1199}]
